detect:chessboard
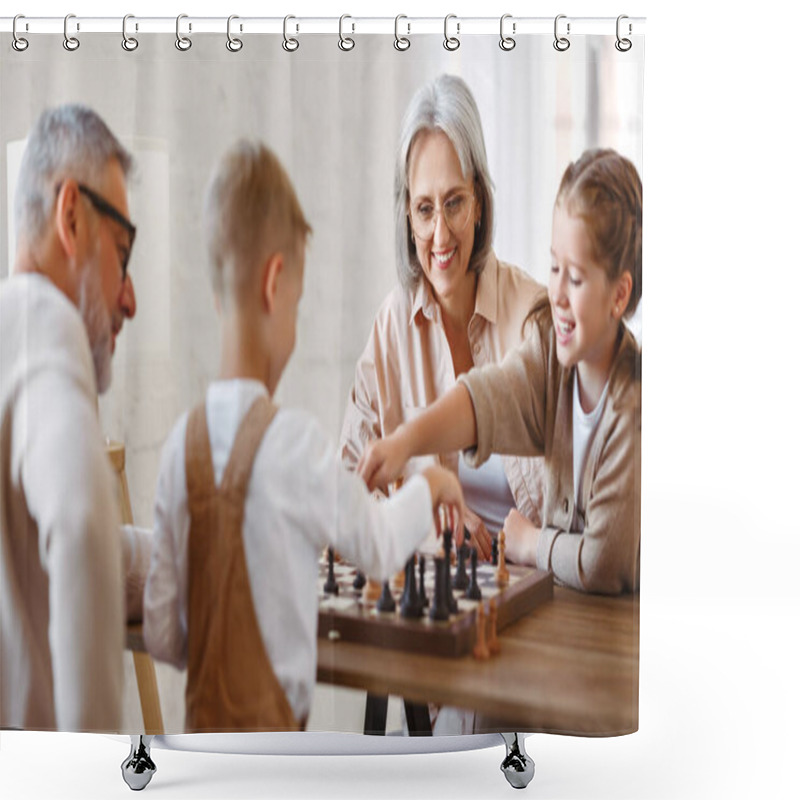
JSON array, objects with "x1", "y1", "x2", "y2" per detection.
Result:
[{"x1": 317, "y1": 553, "x2": 553, "y2": 658}]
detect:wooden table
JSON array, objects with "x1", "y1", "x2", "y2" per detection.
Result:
[{"x1": 316, "y1": 586, "x2": 639, "y2": 736}]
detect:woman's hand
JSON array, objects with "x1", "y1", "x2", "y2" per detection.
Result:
[
  {"x1": 422, "y1": 466, "x2": 466, "y2": 543},
  {"x1": 462, "y1": 505, "x2": 493, "y2": 562},
  {"x1": 357, "y1": 430, "x2": 410, "y2": 492},
  {"x1": 503, "y1": 509, "x2": 540, "y2": 567}
]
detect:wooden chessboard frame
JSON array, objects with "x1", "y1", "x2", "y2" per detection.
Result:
[{"x1": 318, "y1": 562, "x2": 553, "y2": 658}]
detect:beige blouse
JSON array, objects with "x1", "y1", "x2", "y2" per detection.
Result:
[{"x1": 340, "y1": 252, "x2": 545, "y2": 526}]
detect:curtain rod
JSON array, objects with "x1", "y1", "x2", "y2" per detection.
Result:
[{"x1": 1, "y1": 16, "x2": 646, "y2": 37}]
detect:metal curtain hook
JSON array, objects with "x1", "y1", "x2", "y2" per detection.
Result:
[
  {"x1": 444, "y1": 14, "x2": 460, "y2": 51},
  {"x1": 175, "y1": 14, "x2": 192, "y2": 51},
  {"x1": 227, "y1": 15, "x2": 243, "y2": 51},
  {"x1": 282, "y1": 15, "x2": 299, "y2": 52},
  {"x1": 122, "y1": 14, "x2": 139, "y2": 51},
  {"x1": 499, "y1": 14, "x2": 516, "y2": 51},
  {"x1": 553, "y1": 14, "x2": 570, "y2": 52},
  {"x1": 394, "y1": 14, "x2": 410, "y2": 51},
  {"x1": 12, "y1": 14, "x2": 29, "y2": 52},
  {"x1": 615, "y1": 15, "x2": 632, "y2": 52},
  {"x1": 63, "y1": 13, "x2": 80, "y2": 51},
  {"x1": 339, "y1": 14, "x2": 354, "y2": 51}
]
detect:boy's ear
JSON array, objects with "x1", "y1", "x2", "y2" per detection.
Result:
[{"x1": 262, "y1": 252, "x2": 284, "y2": 313}]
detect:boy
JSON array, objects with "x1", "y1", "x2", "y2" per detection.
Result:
[{"x1": 143, "y1": 141, "x2": 464, "y2": 732}]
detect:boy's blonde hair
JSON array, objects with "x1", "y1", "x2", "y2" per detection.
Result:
[
  {"x1": 556, "y1": 148, "x2": 642, "y2": 318},
  {"x1": 204, "y1": 140, "x2": 312, "y2": 304}
]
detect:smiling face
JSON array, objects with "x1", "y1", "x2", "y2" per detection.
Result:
[
  {"x1": 549, "y1": 203, "x2": 629, "y2": 387},
  {"x1": 407, "y1": 129, "x2": 479, "y2": 309}
]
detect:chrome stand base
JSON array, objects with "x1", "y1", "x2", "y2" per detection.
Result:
[
  {"x1": 121, "y1": 735, "x2": 156, "y2": 791},
  {"x1": 500, "y1": 733, "x2": 535, "y2": 789}
]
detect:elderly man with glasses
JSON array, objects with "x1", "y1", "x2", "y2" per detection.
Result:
[{"x1": 0, "y1": 104, "x2": 140, "y2": 731}]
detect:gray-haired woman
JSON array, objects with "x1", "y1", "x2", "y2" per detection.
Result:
[{"x1": 340, "y1": 74, "x2": 544, "y2": 563}]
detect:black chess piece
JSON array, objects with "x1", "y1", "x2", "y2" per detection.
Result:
[
  {"x1": 442, "y1": 529, "x2": 458, "y2": 614},
  {"x1": 376, "y1": 581, "x2": 396, "y2": 613},
  {"x1": 418, "y1": 555, "x2": 429, "y2": 608},
  {"x1": 323, "y1": 547, "x2": 339, "y2": 595},
  {"x1": 465, "y1": 547, "x2": 482, "y2": 601},
  {"x1": 492, "y1": 535, "x2": 499, "y2": 566},
  {"x1": 352, "y1": 570, "x2": 366, "y2": 591},
  {"x1": 400, "y1": 557, "x2": 423, "y2": 619},
  {"x1": 453, "y1": 542, "x2": 469, "y2": 590},
  {"x1": 429, "y1": 556, "x2": 450, "y2": 622}
]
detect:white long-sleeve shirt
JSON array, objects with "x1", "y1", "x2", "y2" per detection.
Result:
[
  {"x1": 0, "y1": 273, "x2": 124, "y2": 731},
  {"x1": 143, "y1": 379, "x2": 433, "y2": 725}
]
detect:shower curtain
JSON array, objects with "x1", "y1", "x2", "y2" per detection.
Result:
[{"x1": 0, "y1": 21, "x2": 643, "y2": 738}]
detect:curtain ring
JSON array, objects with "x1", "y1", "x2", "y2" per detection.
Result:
[
  {"x1": 175, "y1": 14, "x2": 192, "y2": 51},
  {"x1": 499, "y1": 14, "x2": 515, "y2": 51},
  {"x1": 615, "y1": 15, "x2": 632, "y2": 52},
  {"x1": 443, "y1": 14, "x2": 460, "y2": 51},
  {"x1": 226, "y1": 15, "x2": 243, "y2": 52},
  {"x1": 553, "y1": 14, "x2": 570, "y2": 52},
  {"x1": 282, "y1": 15, "x2": 299, "y2": 52},
  {"x1": 122, "y1": 14, "x2": 139, "y2": 51},
  {"x1": 63, "y1": 14, "x2": 80, "y2": 51},
  {"x1": 394, "y1": 14, "x2": 410, "y2": 51},
  {"x1": 338, "y1": 14, "x2": 355, "y2": 51},
  {"x1": 12, "y1": 15, "x2": 29, "y2": 52}
]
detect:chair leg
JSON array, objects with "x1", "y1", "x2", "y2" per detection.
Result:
[
  {"x1": 121, "y1": 735, "x2": 156, "y2": 791},
  {"x1": 499, "y1": 733, "x2": 535, "y2": 789}
]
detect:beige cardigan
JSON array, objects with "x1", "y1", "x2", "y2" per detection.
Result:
[{"x1": 459, "y1": 313, "x2": 641, "y2": 595}]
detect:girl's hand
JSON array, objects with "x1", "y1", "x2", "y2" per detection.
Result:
[
  {"x1": 462, "y1": 505, "x2": 493, "y2": 562},
  {"x1": 357, "y1": 431, "x2": 410, "y2": 492},
  {"x1": 503, "y1": 509, "x2": 540, "y2": 567}
]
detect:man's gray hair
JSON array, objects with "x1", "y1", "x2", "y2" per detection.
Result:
[
  {"x1": 15, "y1": 104, "x2": 133, "y2": 244},
  {"x1": 394, "y1": 75, "x2": 494, "y2": 292}
]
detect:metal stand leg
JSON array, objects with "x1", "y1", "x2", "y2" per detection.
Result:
[
  {"x1": 121, "y1": 735, "x2": 156, "y2": 791},
  {"x1": 364, "y1": 693, "x2": 389, "y2": 735},
  {"x1": 500, "y1": 733, "x2": 535, "y2": 789}
]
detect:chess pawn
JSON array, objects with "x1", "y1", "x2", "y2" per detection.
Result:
[
  {"x1": 487, "y1": 598, "x2": 501, "y2": 655},
  {"x1": 472, "y1": 602, "x2": 490, "y2": 660},
  {"x1": 496, "y1": 530, "x2": 510, "y2": 589},
  {"x1": 400, "y1": 557, "x2": 423, "y2": 619},
  {"x1": 465, "y1": 548, "x2": 482, "y2": 601},
  {"x1": 452, "y1": 542, "x2": 469, "y2": 590},
  {"x1": 352, "y1": 570, "x2": 366, "y2": 591},
  {"x1": 429, "y1": 556, "x2": 450, "y2": 622},
  {"x1": 376, "y1": 581, "x2": 396, "y2": 613}
]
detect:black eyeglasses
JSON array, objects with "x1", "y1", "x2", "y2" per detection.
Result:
[{"x1": 57, "y1": 182, "x2": 137, "y2": 281}]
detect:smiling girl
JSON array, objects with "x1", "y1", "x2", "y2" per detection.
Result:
[{"x1": 358, "y1": 149, "x2": 642, "y2": 595}]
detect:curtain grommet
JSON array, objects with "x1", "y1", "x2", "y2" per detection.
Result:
[
  {"x1": 12, "y1": 14, "x2": 29, "y2": 52},
  {"x1": 553, "y1": 14, "x2": 570, "y2": 52},
  {"x1": 226, "y1": 15, "x2": 243, "y2": 52},
  {"x1": 444, "y1": 14, "x2": 460, "y2": 52},
  {"x1": 282, "y1": 15, "x2": 299, "y2": 52},
  {"x1": 175, "y1": 14, "x2": 192, "y2": 51},
  {"x1": 63, "y1": 13, "x2": 80, "y2": 52},
  {"x1": 394, "y1": 14, "x2": 410, "y2": 51}
]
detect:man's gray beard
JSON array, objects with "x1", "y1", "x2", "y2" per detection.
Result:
[{"x1": 77, "y1": 250, "x2": 113, "y2": 394}]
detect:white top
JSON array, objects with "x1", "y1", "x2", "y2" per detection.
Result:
[
  {"x1": 572, "y1": 374, "x2": 609, "y2": 529},
  {"x1": 457, "y1": 453, "x2": 516, "y2": 535},
  {"x1": 0, "y1": 273, "x2": 124, "y2": 731},
  {"x1": 143, "y1": 379, "x2": 434, "y2": 725}
]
